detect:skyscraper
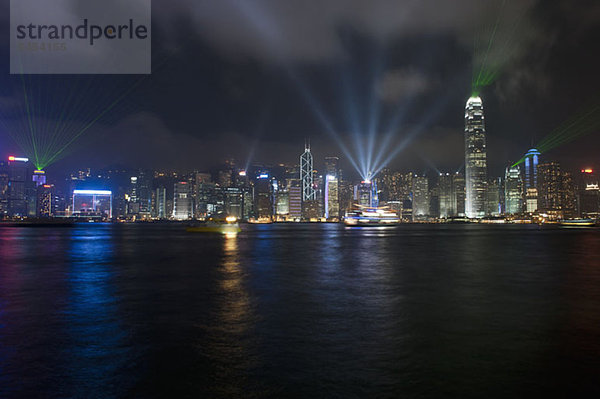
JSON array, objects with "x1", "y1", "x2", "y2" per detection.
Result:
[
  {"x1": 173, "y1": 181, "x2": 194, "y2": 220},
  {"x1": 438, "y1": 173, "x2": 453, "y2": 218},
  {"x1": 578, "y1": 169, "x2": 599, "y2": 219},
  {"x1": 504, "y1": 165, "x2": 523, "y2": 215},
  {"x1": 155, "y1": 186, "x2": 167, "y2": 219},
  {"x1": 300, "y1": 143, "x2": 315, "y2": 201},
  {"x1": 523, "y1": 148, "x2": 541, "y2": 190},
  {"x1": 452, "y1": 172, "x2": 466, "y2": 217},
  {"x1": 7, "y1": 156, "x2": 33, "y2": 217},
  {"x1": 412, "y1": 175, "x2": 429, "y2": 219},
  {"x1": 254, "y1": 174, "x2": 273, "y2": 220},
  {"x1": 324, "y1": 174, "x2": 339, "y2": 219},
  {"x1": 537, "y1": 161, "x2": 561, "y2": 213},
  {"x1": 486, "y1": 178, "x2": 502, "y2": 216},
  {"x1": 288, "y1": 179, "x2": 302, "y2": 220},
  {"x1": 464, "y1": 96, "x2": 487, "y2": 218},
  {"x1": 324, "y1": 156, "x2": 339, "y2": 179}
]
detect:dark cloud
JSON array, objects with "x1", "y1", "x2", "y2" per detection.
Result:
[
  {"x1": 377, "y1": 69, "x2": 436, "y2": 103},
  {"x1": 0, "y1": 0, "x2": 599, "y2": 177}
]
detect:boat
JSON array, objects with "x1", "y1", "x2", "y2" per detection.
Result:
[
  {"x1": 343, "y1": 205, "x2": 400, "y2": 226},
  {"x1": 559, "y1": 218, "x2": 596, "y2": 227},
  {"x1": 186, "y1": 216, "x2": 241, "y2": 234}
]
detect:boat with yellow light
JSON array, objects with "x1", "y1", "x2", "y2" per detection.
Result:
[{"x1": 186, "y1": 216, "x2": 241, "y2": 234}]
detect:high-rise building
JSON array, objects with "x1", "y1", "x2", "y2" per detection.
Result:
[
  {"x1": 196, "y1": 181, "x2": 222, "y2": 218},
  {"x1": 504, "y1": 165, "x2": 523, "y2": 215},
  {"x1": 275, "y1": 190, "x2": 290, "y2": 217},
  {"x1": 137, "y1": 170, "x2": 153, "y2": 219},
  {"x1": 254, "y1": 174, "x2": 273, "y2": 220},
  {"x1": 288, "y1": 179, "x2": 302, "y2": 219},
  {"x1": 37, "y1": 184, "x2": 55, "y2": 217},
  {"x1": 560, "y1": 171, "x2": 578, "y2": 218},
  {"x1": 412, "y1": 175, "x2": 429, "y2": 218},
  {"x1": 155, "y1": 186, "x2": 167, "y2": 219},
  {"x1": 438, "y1": 173, "x2": 453, "y2": 218},
  {"x1": 300, "y1": 143, "x2": 315, "y2": 201},
  {"x1": 464, "y1": 96, "x2": 487, "y2": 218},
  {"x1": 32, "y1": 170, "x2": 46, "y2": 186},
  {"x1": 0, "y1": 161, "x2": 8, "y2": 216},
  {"x1": 338, "y1": 180, "x2": 354, "y2": 216},
  {"x1": 486, "y1": 178, "x2": 502, "y2": 216},
  {"x1": 72, "y1": 189, "x2": 113, "y2": 219},
  {"x1": 7, "y1": 156, "x2": 33, "y2": 217},
  {"x1": 173, "y1": 181, "x2": 193, "y2": 220},
  {"x1": 523, "y1": 148, "x2": 541, "y2": 190},
  {"x1": 355, "y1": 180, "x2": 377, "y2": 207},
  {"x1": 378, "y1": 169, "x2": 403, "y2": 203},
  {"x1": 429, "y1": 184, "x2": 440, "y2": 218},
  {"x1": 324, "y1": 156, "x2": 340, "y2": 179},
  {"x1": 537, "y1": 161, "x2": 561, "y2": 213},
  {"x1": 324, "y1": 174, "x2": 339, "y2": 219},
  {"x1": 578, "y1": 169, "x2": 599, "y2": 219},
  {"x1": 224, "y1": 187, "x2": 243, "y2": 219},
  {"x1": 526, "y1": 188, "x2": 538, "y2": 213},
  {"x1": 452, "y1": 172, "x2": 466, "y2": 217}
]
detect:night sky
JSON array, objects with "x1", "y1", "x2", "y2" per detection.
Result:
[{"x1": 0, "y1": 0, "x2": 599, "y2": 179}]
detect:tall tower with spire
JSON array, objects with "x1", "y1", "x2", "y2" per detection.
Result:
[
  {"x1": 464, "y1": 95, "x2": 488, "y2": 218},
  {"x1": 300, "y1": 140, "x2": 315, "y2": 201}
]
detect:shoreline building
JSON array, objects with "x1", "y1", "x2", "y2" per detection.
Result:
[
  {"x1": 324, "y1": 175, "x2": 339, "y2": 219},
  {"x1": 412, "y1": 175, "x2": 429, "y2": 219},
  {"x1": 72, "y1": 189, "x2": 113, "y2": 219},
  {"x1": 464, "y1": 96, "x2": 487, "y2": 218},
  {"x1": 505, "y1": 165, "x2": 523, "y2": 215},
  {"x1": 173, "y1": 181, "x2": 193, "y2": 220},
  {"x1": 523, "y1": 148, "x2": 541, "y2": 213}
]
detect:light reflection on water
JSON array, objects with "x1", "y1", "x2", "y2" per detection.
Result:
[
  {"x1": 61, "y1": 227, "x2": 132, "y2": 397},
  {"x1": 0, "y1": 223, "x2": 599, "y2": 398}
]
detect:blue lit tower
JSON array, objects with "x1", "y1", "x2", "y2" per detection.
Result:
[
  {"x1": 464, "y1": 96, "x2": 487, "y2": 218},
  {"x1": 523, "y1": 148, "x2": 540, "y2": 190},
  {"x1": 300, "y1": 142, "x2": 315, "y2": 201}
]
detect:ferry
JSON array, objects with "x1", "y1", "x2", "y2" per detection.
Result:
[
  {"x1": 343, "y1": 206, "x2": 400, "y2": 226},
  {"x1": 186, "y1": 216, "x2": 241, "y2": 234},
  {"x1": 559, "y1": 218, "x2": 596, "y2": 227}
]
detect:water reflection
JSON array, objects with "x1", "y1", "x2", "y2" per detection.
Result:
[
  {"x1": 202, "y1": 233, "x2": 259, "y2": 396},
  {"x1": 0, "y1": 227, "x2": 71, "y2": 396},
  {"x1": 62, "y1": 226, "x2": 131, "y2": 397}
]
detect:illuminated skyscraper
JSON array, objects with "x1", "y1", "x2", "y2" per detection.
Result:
[
  {"x1": 452, "y1": 172, "x2": 466, "y2": 217},
  {"x1": 7, "y1": 156, "x2": 33, "y2": 217},
  {"x1": 324, "y1": 174, "x2": 339, "y2": 219},
  {"x1": 72, "y1": 189, "x2": 113, "y2": 219},
  {"x1": 288, "y1": 179, "x2": 302, "y2": 219},
  {"x1": 523, "y1": 148, "x2": 541, "y2": 190},
  {"x1": 324, "y1": 156, "x2": 339, "y2": 179},
  {"x1": 438, "y1": 173, "x2": 453, "y2": 218},
  {"x1": 486, "y1": 178, "x2": 502, "y2": 216},
  {"x1": 254, "y1": 174, "x2": 273, "y2": 220},
  {"x1": 537, "y1": 161, "x2": 561, "y2": 213},
  {"x1": 173, "y1": 181, "x2": 193, "y2": 220},
  {"x1": 412, "y1": 175, "x2": 429, "y2": 218},
  {"x1": 155, "y1": 186, "x2": 167, "y2": 219},
  {"x1": 560, "y1": 171, "x2": 577, "y2": 218},
  {"x1": 37, "y1": 184, "x2": 55, "y2": 217},
  {"x1": 578, "y1": 169, "x2": 599, "y2": 219},
  {"x1": 300, "y1": 143, "x2": 315, "y2": 201},
  {"x1": 32, "y1": 170, "x2": 46, "y2": 186},
  {"x1": 464, "y1": 96, "x2": 487, "y2": 218},
  {"x1": 0, "y1": 161, "x2": 8, "y2": 215},
  {"x1": 504, "y1": 165, "x2": 523, "y2": 215}
]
